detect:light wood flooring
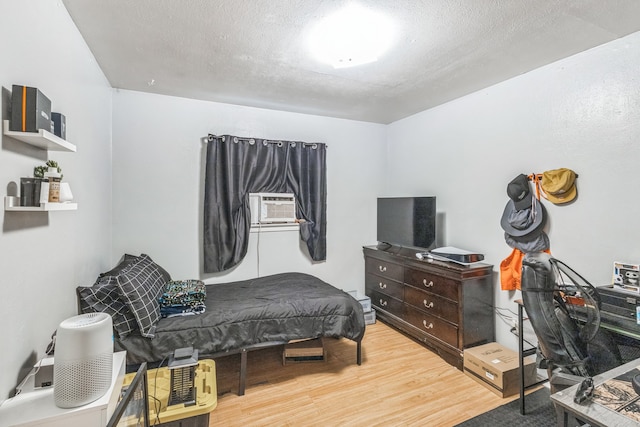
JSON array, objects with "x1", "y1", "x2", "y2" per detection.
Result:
[{"x1": 208, "y1": 321, "x2": 522, "y2": 426}]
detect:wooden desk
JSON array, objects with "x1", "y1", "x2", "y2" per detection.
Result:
[{"x1": 551, "y1": 358, "x2": 640, "y2": 427}]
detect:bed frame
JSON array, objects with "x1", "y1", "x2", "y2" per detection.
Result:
[
  {"x1": 79, "y1": 272, "x2": 366, "y2": 396},
  {"x1": 206, "y1": 338, "x2": 363, "y2": 396}
]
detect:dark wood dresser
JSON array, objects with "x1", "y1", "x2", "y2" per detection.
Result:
[{"x1": 363, "y1": 245, "x2": 495, "y2": 369}]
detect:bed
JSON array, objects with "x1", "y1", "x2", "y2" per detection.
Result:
[{"x1": 78, "y1": 255, "x2": 365, "y2": 395}]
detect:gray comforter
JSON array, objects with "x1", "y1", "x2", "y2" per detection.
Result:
[{"x1": 115, "y1": 272, "x2": 365, "y2": 364}]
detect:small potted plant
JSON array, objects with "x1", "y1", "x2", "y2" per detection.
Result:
[
  {"x1": 33, "y1": 160, "x2": 72, "y2": 203},
  {"x1": 34, "y1": 160, "x2": 62, "y2": 179}
]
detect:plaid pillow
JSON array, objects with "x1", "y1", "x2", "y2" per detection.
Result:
[
  {"x1": 98, "y1": 254, "x2": 139, "y2": 278},
  {"x1": 77, "y1": 279, "x2": 139, "y2": 338},
  {"x1": 115, "y1": 254, "x2": 171, "y2": 338}
]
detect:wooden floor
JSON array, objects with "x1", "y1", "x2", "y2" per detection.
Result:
[{"x1": 208, "y1": 321, "x2": 520, "y2": 426}]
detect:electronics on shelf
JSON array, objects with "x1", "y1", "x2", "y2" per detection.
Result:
[{"x1": 416, "y1": 246, "x2": 485, "y2": 265}]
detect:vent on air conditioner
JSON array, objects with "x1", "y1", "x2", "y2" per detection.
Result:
[{"x1": 249, "y1": 193, "x2": 297, "y2": 224}]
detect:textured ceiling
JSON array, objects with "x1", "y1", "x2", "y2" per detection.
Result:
[{"x1": 61, "y1": 0, "x2": 640, "y2": 124}]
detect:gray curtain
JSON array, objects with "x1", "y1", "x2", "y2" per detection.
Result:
[{"x1": 203, "y1": 135, "x2": 327, "y2": 273}]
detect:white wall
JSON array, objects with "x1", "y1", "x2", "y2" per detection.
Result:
[
  {"x1": 5, "y1": 2, "x2": 638, "y2": 403},
  {"x1": 386, "y1": 31, "x2": 640, "y2": 348},
  {"x1": 111, "y1": 90, "x2": 387, "y2": 289},
  {"x1": 0, "y1": 0, "x2": 113, "y2": 399}
]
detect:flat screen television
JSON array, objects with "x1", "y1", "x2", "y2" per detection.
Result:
[{"x1": 377, "y1": 197, "x2": 436, "y2": 251}]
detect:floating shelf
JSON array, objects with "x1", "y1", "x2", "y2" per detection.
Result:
[
  {"x1": 4, "y1": 196, "x2": 77, "y2": 212},
  {"x1": 3, "y1": 120, "x2": 76, "y2": 152}
]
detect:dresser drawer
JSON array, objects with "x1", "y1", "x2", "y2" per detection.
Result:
[
  {"x1": 405, "y1": 268, "x2": 459, "y2": 302},
  {"x1": 368, "y1": 290, "x2": 405, "y2": 314},
  {"x1": 365, "y1": 257, "x2": 403, "y2": 282},
  {"x1": 365, "y1": 273, "x2": 404, "y2": 300},
  {"x1": 404, "y1": 305, "x2": 458, "y2": 348},
  {"x1": 363, "y1": 246, "x2": 494, "y2": 371},
  {"x1": 404, "y1": 285, "x2": 459, "y2": 325}
]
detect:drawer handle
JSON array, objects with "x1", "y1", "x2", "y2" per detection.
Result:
[
  {"x1": 378, "y1": 282, "x2": 387, "y2": 290},
  {"x1": 380, "y1": 299, "x2": 388, "y2": 307},
  {"x1": 422, "y1": 320, "x2": 434, "y2": 329},
  {"x1": 423, "y1": 279, "x2": 434, "y2": 287},
  {"x1": 379, "y1": 265, "x2": 387, "y2": 273},
  {"x1": 423, "y1": 300, "x2": 434, "y2": 309}
]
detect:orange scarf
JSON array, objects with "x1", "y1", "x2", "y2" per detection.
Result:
[{"x1": 500, "y1": 247, "x2": 551, "y2": 291}]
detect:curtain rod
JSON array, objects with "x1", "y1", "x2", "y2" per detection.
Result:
[{"x1": 207, "y1": 134, "x2": 326, "y2": 148}]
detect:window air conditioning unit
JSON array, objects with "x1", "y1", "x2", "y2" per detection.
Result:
[{"x1": 250, "y1": 193, "x2": 297, "y2": 224}]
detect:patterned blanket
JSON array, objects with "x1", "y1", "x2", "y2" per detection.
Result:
[{"x1": 159, "y1": 279, "x2": 206, "y2": 317}]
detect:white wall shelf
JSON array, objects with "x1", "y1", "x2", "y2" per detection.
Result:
[
  {"x1": 3, "y1": 120, "x2": 76, "y2": 152},
  {"x1": 0, "y1": 352, "x2": 125, "y2": 427},
  {"x1": 4, "y1": 196, "x2": 77, "y2": 211}
]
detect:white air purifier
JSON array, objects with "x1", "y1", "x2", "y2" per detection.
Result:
[{"x1": 53, "y1": 312, "x2": 113, "y2": 408}]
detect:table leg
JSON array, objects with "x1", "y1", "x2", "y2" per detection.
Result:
[
  {"x1": 239, "y1": 348, "x2": 247, "y2": 396},
  {"x1": 554, "y1": 403, "x2": 569, "y2": 427},
  {"x1": 519, "y1": 302, "x2": 526, "y2": 415}
]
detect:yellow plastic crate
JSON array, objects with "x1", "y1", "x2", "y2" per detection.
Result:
[{"x1": 122, "y1": 359, "x2": 217, "y2": 424}]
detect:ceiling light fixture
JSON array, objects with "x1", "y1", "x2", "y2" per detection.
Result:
[{"x1": 307, "y1": 3, "x2": 395, "y2": 69}]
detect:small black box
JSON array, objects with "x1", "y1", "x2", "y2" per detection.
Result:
[
  {"x1": 51, "y1": 112, "x2": 66, "y2": 139},
  {"x1": 597, "y1": 285, "x2": 640, "y2": 320},
  {"x1": 20, "y1": 177, "x2": 38, "y2": 207},
  {"x1": 10, "y1": 85, "x2": 52, "y2": 133}
]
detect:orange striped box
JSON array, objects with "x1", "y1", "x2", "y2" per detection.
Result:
[{"x1": 10, "y1": 85, "x2": 51, "y2": 133}]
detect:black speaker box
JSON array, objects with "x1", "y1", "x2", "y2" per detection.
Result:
[
  {"x1": 10, "y1": 85, "x2": 52, "y2": 133},
  {"x1": 51, "y1": 112, "x2": 66, "y2": 139}
]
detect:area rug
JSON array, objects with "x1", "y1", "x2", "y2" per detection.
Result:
[{"x1": 455, "y1": 388, "x2": 555, "y2": 427}]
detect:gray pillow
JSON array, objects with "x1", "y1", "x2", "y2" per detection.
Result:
[
  {"x1": 77, "y1": 279, "x2": 139, "y2": 338},
  {"x1": 98, "y1": 253, "x2": 139, "y2": 278},
  {"x1": 115, "y1": 254, "x2": 171, "y2": 338},
  {"x1": 77, "y1": 254, "x2": 142, "y2": 338}
]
